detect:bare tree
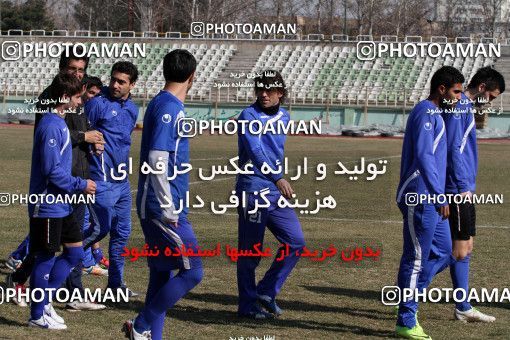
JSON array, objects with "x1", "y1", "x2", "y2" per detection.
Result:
[
  {"x1": 46, "y1": 0, "x2": 79, "y2": 30},
  {"x1": 348, "y1": 0, "x2": 364, "y2": 35},
  {"x1": 115, "y1": 0, "x2": 162, "y2": 31},
  {"x1": 274, "y1": 0, "x2": 285, "y2": 24},
  {"x1": 347, "y1": 0, "x2": 388, "y2": 36},
  {"x1": 480, "y1": 0, "x2": 504, "y2": 38},
  {"x1": 327, "y1": 0, "x2": 335, "y2": 35},
  {"x1": 316, "y1": 0, "x2": 321, "y2": 32},
  {"x1": 63, "y1": 0, "x2": 497, "y2": 39},
  {"x1": 394, "y1": 0, "x2": 406, "y2": 37},
  {"x1": 384, "y1": 0, "x2": 433, "y2": 37}
]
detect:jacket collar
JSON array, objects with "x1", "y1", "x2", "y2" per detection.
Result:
[{"x1": 101, "y1": 86, "x2": 132, "y2": 106}]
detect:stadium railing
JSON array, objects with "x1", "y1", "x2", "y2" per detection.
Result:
[{"x1": 3, "y1": 30, "x2": 510, "y2": 44}]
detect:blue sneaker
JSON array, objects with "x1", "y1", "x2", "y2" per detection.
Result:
[
  {"x1": 257, "y1": 294, "x2": 283, "y2": 316},
  {"x1": 238, "y1": 305, "x2": 275, "y2": 320}
]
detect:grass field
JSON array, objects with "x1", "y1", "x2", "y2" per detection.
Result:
[{"x1": 0, "y1": 125, "x2": 509, "y2": 340}]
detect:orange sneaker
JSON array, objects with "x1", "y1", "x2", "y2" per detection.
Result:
[{"x1": 99, "y1": 257, "x2": 110, "y2": 269}]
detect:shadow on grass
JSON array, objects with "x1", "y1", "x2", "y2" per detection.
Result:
[
  {"x1": 183, "y1": 292, "x2": 394, "y2": 320},
  {"x1": 0, "y1": 316, "x2": 26, "y2": 327},
  {"x1": 474, "y1": 301, "x2": 510, "y2": 310},
  {"x1": 107, "y1": 292, "x2": 396, "y2": 337},
  {"x1": 301, "y1": 285, "x2": 382, "y2": 300},
  {"x1": 170, "y1": 305, "x2": 396, "y2": 338},
  {"x1": 302, "y1": 285, "x2": 510, "y2": 311}
]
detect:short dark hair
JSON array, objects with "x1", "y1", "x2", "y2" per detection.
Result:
[
  {"x1": 468, "y1": 66, "x2": 505, "y2": 93},
  {"x1": 84, "y1": 76, "x2": 103, "y2": 90},
  {"x1": 111, "y1": 61, "x2": 138, "y2": 83},
  {"x1": 59, "y1": 45, "x2": 89, "y2": 71},
  {"x1": 163, "y1": 49, "x2": 197, "y2": 83},
  {"x1": 254, "y1": 70, "x2": 288, "y2": 103},
  {"x1": 49, "y1": 72, "x2": 83, "y2": 104},
  {"x1": 429, "y1": 66, "x2": 465, "y2": 96}
]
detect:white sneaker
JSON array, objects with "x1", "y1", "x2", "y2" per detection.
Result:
[
  {"x1": 122, "y1": 319, "x2": 152, "y2": 339},
  {"x1": 6, "y1": 274, "x2": 28, "y2": 307},
  {"x1": 44, "y1": 303, "x2": 65, "y2": 324},
  {"x1": 455, "y1": 307, "x2": 496, "y2": 323},
  {"x1": 83, "y1": 265, "x2": 109, "y2": 276},
  {"x1": 28, "y1": 314, "x2": 67, "y2": 330},
  {"x1": 6, "y1": 256, "x2": 22, "y2": 271},
  {"x1": 66, "y1": 301, "x2": 106, "y2": 311},
  {"x1": 13, "y1": 285, "x2": 28, "y2": 307}
]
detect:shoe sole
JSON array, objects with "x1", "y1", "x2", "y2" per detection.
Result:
[
  {"x1": 66, "y1": 308, "x2": 81, "y2": 312},
  {"x1": 66, "y1": 306, "x2": 88, "y2": 312},
  {"x1": 455, "y1": 312, "x2": 495, "y2": 323},
  {"x1": 66, "y1": 305, "x2": 107, "y2": 312},
  {"x1": 72, "y1": 307, "x2": 106, "y2": 311},
  {"x1": 395, "y1": 332, "x2": 431, "y2": 339},
  {"x1": 29, "y1": 321, "x2": 67, "y2": 330},
  {"x1": 396, "y1": 327, "x2": 431, "y2": 340},
  {"x1": 456, "y1": 316, "x2": 495, "y2": 323},
  {"x1": 28, "y1": 321, "x2": 48, "y2": 329}
]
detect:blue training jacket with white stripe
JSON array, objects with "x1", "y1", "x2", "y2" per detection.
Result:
[
  {"x1": 442, "y1": 92, "x2": 478, "y2": 194},
  {"x1": 29, "y1": 112, "x2": 87, "y2": 218},
  {"x1": 396, "y1": 99, "x2": 448, "y2": 208}
]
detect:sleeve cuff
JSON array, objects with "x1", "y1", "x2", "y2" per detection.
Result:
[
  {"x1": 79, "y1": 178, "x2": 88, "y2": 192},
  {"x1": 271, "y1": 174, "x2": 283, "y2": 183},
  {"x1": 457, "y1": 185, "x2": 470, "y2": 193},
  {"x1": 77, "y1": 131, "x2": 85, "y2": 143},
  {"x1": 435, "y1": 201, "x2": 449, "y2": 208}
]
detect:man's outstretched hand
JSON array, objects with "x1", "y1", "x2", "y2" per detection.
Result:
[
  {"x1": 439, "y1": 204, "x2": 449, "y2": 219},
  {"x1": 84, "y1": 179, "x2": 96, "y2": 195},
  {"x1": 276, "y1": 178, "x2": 294, "y2": 199}
]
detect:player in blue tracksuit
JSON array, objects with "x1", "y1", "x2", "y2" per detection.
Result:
[
  {"x1": 83, "y1": 61, "x2": 139, "y2": 294},
  {"x1": 28, "y1": 73, "x2": 96, "y2": 329},
  {"x1": 443, "y1": 67, "x2": 505, "y2": 323},
  {"x1": 236, "y1": 70, "x2": 305, "y2": 319},
  {"x1": 395, "y1": 66, "x2": 464, "y2": 339},
  {"x1": 123, "y1": 50, "x2": 203, "y2": 340},
  {"x1": 6, "y1": 50, "x2": 108, "y2": 311}
]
